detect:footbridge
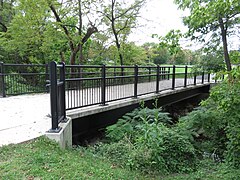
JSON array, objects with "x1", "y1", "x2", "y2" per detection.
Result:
[{"x1": 45, "y1": 62, "x2": 215, "y2": 147}]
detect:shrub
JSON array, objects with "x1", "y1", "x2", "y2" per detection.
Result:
[
  {"x1": 106, "y1": 106, "x2": 172, "y2": 142},
  {"x1": 177, "y1": 107, "x2": 227, "y2": 158},
  {"x1": 201, "y1": 68, "x2": 240, "y2": 168},
  {"x1": 94, "y1": 106, "x2": 197, "y2": 174}
]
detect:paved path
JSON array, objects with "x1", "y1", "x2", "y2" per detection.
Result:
[
  {"x1": 0, "y1": 77, "x2": 207, "y2": 147},
  {"x1": 0, "y1": 93, "x2": 51, "y2": 147}
]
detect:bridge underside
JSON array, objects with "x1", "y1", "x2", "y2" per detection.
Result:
[{"x1": 69, "y1": 84, "x2": 211, "y2": 144}]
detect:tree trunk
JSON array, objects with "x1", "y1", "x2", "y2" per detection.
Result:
[
  {"x1": 60, "y1": 51, "x2": 65, "y2": 62},
  {"x1": 79, "y1": 44, "x2": 84, "y2": 65},
  {"x1": 219, "y1": 18, "x2": 231, "y2": 71}
]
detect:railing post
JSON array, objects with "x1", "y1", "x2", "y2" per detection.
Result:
[
  {"x1": 49, "y1": 61, "x2": 61, "y2": 132},
  {"x1": 168, "y1": 67, "x2": 170, "y2": 80},
  {"x1": 163, "y1": 67, "x2": 166, "y2": 80},
  {"x1": 172, "y1": 65, "x2": 175, "y2": 90},
  {"x1": 134, "y1": 65, "x2": 138, "y2": 98},
  {"x1": 156, "y1": 65, "x2": 160, "y2": 93},
  {"x1": 207, "y1": 73, "x2": 210, "y2": 82},
  {"x1": 184, "y1": 66, "x2": 187, "y2": 87},
  {"x1": 101, "y1": 64, "x2": 106, "y2": 105},
  {"x1": 59, "y1": 62, "x2": 66, "y2": 120},
  {"x1": 0, "y1": 62, "x2": 6, "y2": 97},
  {"x1": 148, "y1": 67, "x2": 151, "y2": 82},
  {"x1": 202, "y1": 71, "x2": 204, "y2": 84},
  {"x1": 194, "y1": 73, "x2": 197, "y2": 85}
]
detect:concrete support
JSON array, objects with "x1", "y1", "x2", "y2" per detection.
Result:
[{"x1": 45, "y1": 117, "x2": 72, "y2": 149}]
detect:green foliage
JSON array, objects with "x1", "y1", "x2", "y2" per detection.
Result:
[
  {"x1": 157, "y1": 29, "x2": 183, "y2": 56},
  {"x1": 174, "y1": 0, "x2": 240, "y2": 70},
  {"x1": 177, "y1": 107, "x2": 227, "y2": 158},
  {"x1": 230, "y1": 50, "x2": 240, "y2": 64},
  {"x1": 193, "y1": 52, "x2": 226, "y2": 73},
  {"x1": 200, "y1": 68, "x2": 240, "y2": 167},
  {"x1": 122, "y1": 42, "x2": 148, "y2": 65},
  {"x1": 94, "y1": 105, "x2": 197, "y2": 174},
  {"x1": 106, "y1": 106, "x2": 172, "y2": 142}
]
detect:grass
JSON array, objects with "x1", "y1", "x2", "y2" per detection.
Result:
[
  {"x1": 0, "y1": 137, "x2": 151, "y2": 180},
  {"x1": 1, "y1": 137, "x2": 239, "y2": 180}
]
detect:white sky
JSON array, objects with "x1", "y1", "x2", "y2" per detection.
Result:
[
  {"x1": 129, "y1": 0, "x2": 189, "y2": 45},
  {"x1": 129, "y1": 0, "x2": 239, "y2": 50}
]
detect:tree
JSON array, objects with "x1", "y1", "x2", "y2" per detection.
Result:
[
  {"x1": 0, "y1": 0, "x2": 49, "y2": 63},
  {"x1": 174, "y1": 0, "x2": 240, "y2": 71},
  {"x1": 0, "y1": 0, "x2": 15, "y2": 62},
  {"x1": 141, "y1": 43, "x2": 171, "y2": 65},
  {"x1": 122, "y1": 42, "x2": 147, "y2": 65},
  {"x1": 0, "y1": 0, "x2": 14, "y2": 32},
  {"x1": 0, "y1": 0, "x2": 102, "y2": 65},
  {"x1": 49, "y1": 0, "x2": 100, "y2": 65},
  {"x1": 155, "y1": 29, "x2": 185, "y2": 65},
  {"x1": 100, "y1": 0, "x2": 146, "y2": 66}
]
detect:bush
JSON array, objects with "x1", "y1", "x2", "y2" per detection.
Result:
[
  {"x1": 106, "y1": 106, "x2": 172, "y2": 142},
  {"x1": 177, "y1": 107, "x2": 227, "y2": 159},
  {"x1": 93, "y1": 106, "x2": 198, "y2": 174},
  {"x1": 201, "y1": 69, "x2": 240, "y2": 168}
]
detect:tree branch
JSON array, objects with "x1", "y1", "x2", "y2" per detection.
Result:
[
  {"x1": 49, "y1": 4, "x2": 75, "y2": 51},
  {"x1": 115, "y1": 1, "x2": 143, "y2": 19},
  {"x1": 0, "y1": 21, "x2": 7, "y2": 32}
]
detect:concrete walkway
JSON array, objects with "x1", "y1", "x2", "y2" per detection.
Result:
[{"x1": 0, "y1": 93, "x2": 51, "y2": 147}]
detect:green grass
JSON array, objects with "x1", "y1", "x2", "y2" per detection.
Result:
[
  {"x1": 1, "y1": 137, "x2": 239, "y2": 180},
  {"x1": 0, "y1": 137, "x2": 151, "y2": 180}
]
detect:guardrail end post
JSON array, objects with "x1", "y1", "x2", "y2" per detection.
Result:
[{"x1": 49, "y1": 61, "x2": 61, "y2": 132}]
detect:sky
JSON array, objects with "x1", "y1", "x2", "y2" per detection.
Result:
[
  {"x1": 129, "y1": 0, "x2": 239, "y2": 51},
  {"x1": 129, "y1": 0, "x2": 189, "y2": 46}
]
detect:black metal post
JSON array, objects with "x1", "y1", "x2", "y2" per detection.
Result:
[
  {"x1": 0, "y1": 62, "x2": 6, "y2": 97},
  {"x1": 172, "y1": 65, "x2": 176, "y2": 90},
  {"x1": 168, "y1": 67, "x2": 170, "y2": 80},
  {"x1": 184, "y1": 66, "x2": 187, "y2": 87},
  {"x1": 49, "y1": 61, "x2": 61, "y2": 132},
  {"x1": 148, "y1": 67, "x2": 151, "y2": 82},
  {"x1": 134, "y1": 65, "x2": 138, "y2": 98},
  {"x1": 156, "y1": 65, "x2": 160, "y2": 93},
  {"x1": 207, "y1": 73, "x2": 210, "y2": 82},
  {"x1": 163, "y1": 67, "x2": 166, "y2": 80},
  {"x1": 101, "y1": 64, "x2": 106, "y2": 105},
  {"x1": 59, "y1": 62, "x2": 66, "y2": 121},
  {"x1": 194, "y1": 73, "x2": 197, "y2": 85},
  {"x1": 202, "y1": 71, "x2": 204, "y2": 84}
]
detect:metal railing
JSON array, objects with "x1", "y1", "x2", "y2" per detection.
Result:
[
  {"x1": 48, "y1": 61, "x2": 210, "y2": 131},
  {"x1": 48, "y1": 61, "x2": 67, "y2": 132},
  {"x1": 0, "y1": 61, "x2": 210, "y2": 131},
  {"x1": 0, "y1": 62, "x2": 48, "y2": 97}
]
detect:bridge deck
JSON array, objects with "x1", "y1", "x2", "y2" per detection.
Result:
[{"x1": 0, "y1": 78, "x2": 207, "y2": 146}]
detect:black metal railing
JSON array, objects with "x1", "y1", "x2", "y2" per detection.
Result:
[
  {"x1": 63, "y1": 64, "x2": 175, "y2": 110},
  {"x1": 0, "y1": 62, "x2": 48, "y2": 97},
  {"x1": 0, "y1": 61, "x2": 211, "y2": 131},
  {"x1": 59, "y1": 64, "x2": 210, "y2": 111},
  {"x1": 48, "y1": 61, "x2": 67, "y2": 132}
]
